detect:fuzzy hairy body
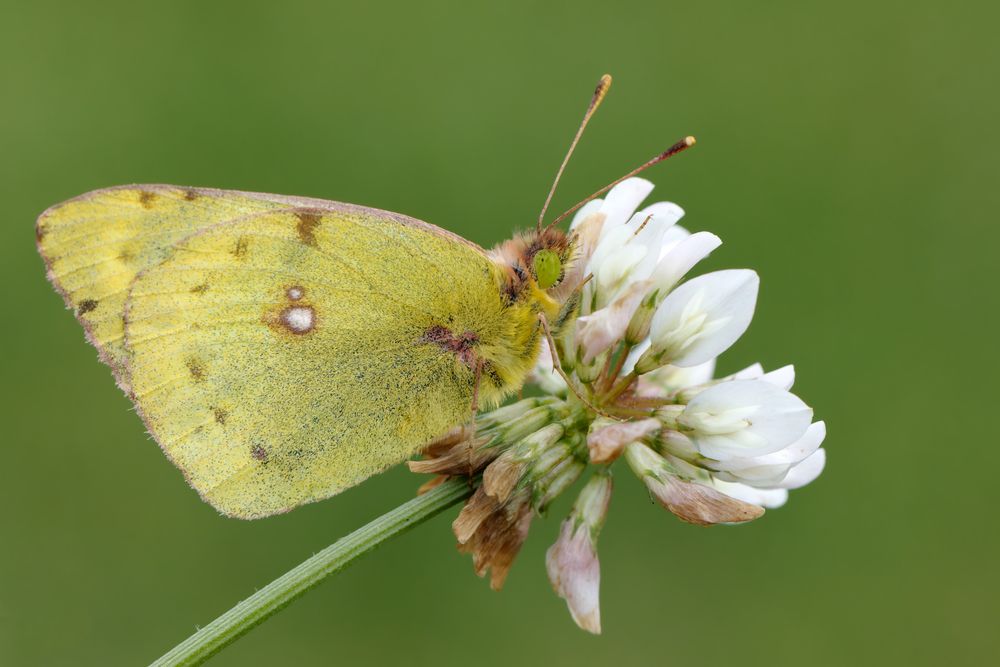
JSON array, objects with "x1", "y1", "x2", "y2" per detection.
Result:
[{"x1": 38, "y1": 185, "x2": 564, "y2": 518}]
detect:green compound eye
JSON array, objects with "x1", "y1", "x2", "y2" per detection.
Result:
[{"x1": 532, "y1": 249, "x2": 562, "y2": 289}]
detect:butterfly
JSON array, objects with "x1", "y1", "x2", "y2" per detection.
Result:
[{"x1": 37, "y1": 75, "x2": 693, "y2": 518}]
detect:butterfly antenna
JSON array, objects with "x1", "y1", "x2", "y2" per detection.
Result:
[
  {"x1": 536, "y1": 74, "x2": 613, "y2": 232},
  {"x1": 544, "y1": 136, "x2": 697, "y2": 232}
]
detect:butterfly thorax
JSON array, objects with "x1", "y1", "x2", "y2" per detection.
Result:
[{"x1": 459, "y1": 227, "x2": 576, "y2": 409}]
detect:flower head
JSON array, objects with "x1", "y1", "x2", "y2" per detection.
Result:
[{"x1": 411, "y1": 177, "x2": 826, "y2": 633}]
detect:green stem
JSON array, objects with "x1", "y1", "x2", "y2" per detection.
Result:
[
  {"x1": 150, "y1": 478, "x2": 472, "y2": 667},
  {"x1": 602, "y1": 370, "x2": 637, "y2": 404},
  {"x1": 600, "y1": 342, "x2": 632, "y2": 394}
]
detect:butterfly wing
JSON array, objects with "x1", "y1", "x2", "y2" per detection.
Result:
[
  {"x1": 40, "y1": 187, "x2": 507, "y2": 518},
  {"x1": 37, "y1": 186, "x2": 318, "y2": 387}
]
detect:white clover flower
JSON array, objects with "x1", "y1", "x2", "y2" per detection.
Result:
[
  {"x1": 625, "y1": 228, "x2": 722, "y2": 344},
  {"x1": 666, "y1": 379, "x2": 813, "y2": 460},
  {"x1": 570, "y1": 181, "x2": 725, "y2": 368},
  {"x1": 415, "y1": 176, "x2": 826, "y2": 635},
  {"x1": 634, "y1": 269, "x2": 759, "y2": 372}
]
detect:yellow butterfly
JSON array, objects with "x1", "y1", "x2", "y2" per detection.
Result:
[{"x1": 37, "y1": 75, "x2": 692, "y2": 519}]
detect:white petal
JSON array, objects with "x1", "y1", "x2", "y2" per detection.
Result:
[
  {"x1": 638, "y1": 201, "x2": 685, "y2": 229},
  {"x1": 587, "y1": 225, "x2": 643, "y2": 295},
  {"x1": 588, "y1": 211, "x2": 673, "y2": 296},
  {"x1": 626, "y1": 212, "x2": 674, "y2": 280},
  {"x1": 712, "y1": 480, "x2": 789, "y2": 509},
  {"x1": 594, "y1": 239, "x2": 648, "y2": 293},
  {"x1": 678, "y1": 357, "x2": 718, "y2": 386},
  {"x1": 775, "y1": 449, "x2": 826, "y2": 489},
  {"x1": 778, "y1": 420, "x2": 826, "y2": 463},
  {"x1": 570, "y1": 198, "x2": 605, "y2": 230},
  {"x1": 621, "y1": 338, "x2": 652, "y2": 376},
  {"x1": 711, "y1": 421, "x2": 826, "y2": 484},
  {"x1": 761, "y1": 364, "x2": 795, "y2": 390},
  {"x1": 647, "y1": 269, "x2": 760, "y2": 368},
  {"x1": 732, "y1": 362, "x2": 765, "y2": 380},
  {"x1": 644, "y1": 358, "x2": 718, "y2": 391},
  {"x1": 586, "y1": 212, "x2": 684, "y2": 312},
  {"x1": 658, "y1": 224, "x2": 692, "y2": 260},
  {"x1": 650, "y1": 231, "x2": 722, "y2": 295},
  {"x1": 556, "y1": 207, "x2": 606, "y2": 303},
  {"x1": 575, "y1": 281, "x2": 650, "y2": 363},
  {"x1": 684, "y1": 380, "x2": 813, "y2": 459},
  {"x1": 598, "y1": 178, "x2": 654, "y2": 236}
]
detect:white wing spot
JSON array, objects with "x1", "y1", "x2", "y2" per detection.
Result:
[
  {"x1": 287, "y1": 286, "x2": 304, "y2": 301},
  {"x1": 281, "y1": 306, "x2": 315, "y2": 334}
]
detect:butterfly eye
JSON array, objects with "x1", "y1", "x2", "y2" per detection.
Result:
[{"x1": 532, "y1": 249, "x2": 562, "y2": 289}]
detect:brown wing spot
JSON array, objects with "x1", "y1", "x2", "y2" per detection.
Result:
[
  {"x1": 36, "y1": 221, "x2": 46, "y2": 243},
  {"x1": 233, "y1": 236, "x2": 249, "y2": 258},
  {"x1": 118, "y1": 248, "x2": 135, "y2": 263},
  {"x1": 183, "y1": 189, "x2": 199, "y2": 201},
  {"x1": 78, "y1": 299, "x2": 99, "y2": 314},
  {"x1": 186, "y1": 357, "x2": 206, "y2": 382},
  {"x1": 251, "y1": 444, "x2": 269, "y2": 462},
  {"x1": 190, "y1": 282, "x2": 210, "y2": 294},
  {"x1": 138, "y1": 190, "x2": 157, "y2": 209},
  {"x1": 212, "y1": 407, "x2": 228, "y2": 425},
  {"x1": 421, "y1": 325, "x2": 479, "y2": 368},
  {"x1": 295, "y1": 210, "x2": 323, "y2": 246}
]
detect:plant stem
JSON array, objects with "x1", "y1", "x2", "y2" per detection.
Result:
[
  {"x1": 150, "y1": 478, "x2": 472, "y2": 667},
  {"x1": 600, "y1": 342, "x2": 633, "y2": 393},
  {"x1": 602, "y1": 370, "x2": 637, "y2": 404}
]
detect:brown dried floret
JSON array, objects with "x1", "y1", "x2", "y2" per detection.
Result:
[{"x1": 454, "y1": 489, "x2": 534, "y2": 591}]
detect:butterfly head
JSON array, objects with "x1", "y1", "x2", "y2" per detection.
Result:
[{"x1": 491, "y1": 225, "x2": 575, "y2": 305}]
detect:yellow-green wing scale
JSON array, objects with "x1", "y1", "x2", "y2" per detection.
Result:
[{"x1": 38, "y1": 186, "x2": 529, "y2": 518}]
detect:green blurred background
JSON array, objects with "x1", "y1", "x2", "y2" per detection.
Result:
[{"x1": 2, "y1": 1, "x2": 997, "y2": 665}]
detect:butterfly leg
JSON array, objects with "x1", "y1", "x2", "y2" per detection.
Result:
[
  {"x1": 470, "y1": 356, "x2": 483, "y2": 414},
  {"x1": 466, "y1": 356, "x2": 486, "y2": 472},
  {"x1": 552, "y1": 273, "x2": 589, "y2": 332}
]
